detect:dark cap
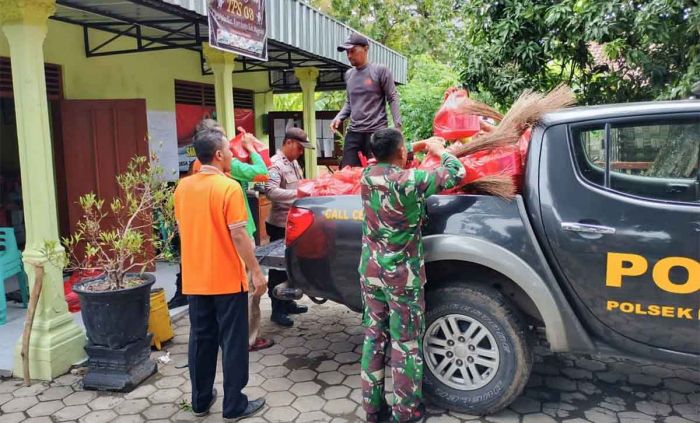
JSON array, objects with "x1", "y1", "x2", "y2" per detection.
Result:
[
  {"x1": 285, "y1": 127, "x2": 314, "y2": 149},
  {"x1": 337, "y1": 33, "x2": 369, "y2": 52}
]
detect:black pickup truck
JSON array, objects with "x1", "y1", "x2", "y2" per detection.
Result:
[{"x1": 257, "y1": 101, "x2": 699, "y2": 414}]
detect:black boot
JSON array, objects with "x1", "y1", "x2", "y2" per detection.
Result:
[
  {"x1": 403, "y1": 404, "x2": 426, "y2": 423},
  {"x1": 286, "y1": 301, "x2": 308, "y2": 315},
  {"x1": 366, "y1": 402, "x2": 391, "y2": 423},
  {"x1": 168, "y1": 295, "x2": 188, "y2": 309},
  {"x1": 168, "y1": 269, "x2": 188, "y2": 309},
  {"x1": 271, "y1": 311, "x2": 294, "y2": 327}
]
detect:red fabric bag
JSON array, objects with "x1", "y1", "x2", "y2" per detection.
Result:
[
  {"x1": 433, "y1": 89, "x2": 481, "y2": 140},
  {"x1": 64, "y1": 269, "x2": 103, "y2": 312},
  {"x1": 228, "y1": 132, "x2": 272, "y2": 167},
  {"x1": 297, "y1": 167, "x2": 363, "y2": 197},
  {"x1": 416, "y1": 146, "x2": 524, "y2": 192}
]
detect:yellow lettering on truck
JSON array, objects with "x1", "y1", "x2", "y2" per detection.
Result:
[
  {"x1": 606, "y1": 253, "x2": 700, "y2": 294},
  {"x1": 606, "y1": 253, "x2": 647, "y2": 287},
  {"x1": 653, "y1": 257, "x2": 700, "y2": 294}
]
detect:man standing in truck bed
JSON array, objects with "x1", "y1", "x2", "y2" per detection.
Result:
[
  {"x1": 331, "y1": 33, "x2": 402, "y2": 167},
  {"x1": 359, "y1": 129, "x2": 465, "y2": 423}
]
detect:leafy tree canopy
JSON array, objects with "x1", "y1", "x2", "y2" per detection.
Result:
[{"x1": 458, "y1": 0, "x2": 699, "y2": 105}]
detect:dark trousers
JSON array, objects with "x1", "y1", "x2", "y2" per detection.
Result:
[
  {"x1": 266, "y1": 222, "x2": 290, "y2": 314},
  {"x1": 174, "y1": 265, "x2": 184, "y2": 298},
  {"x1": 341, "y1": 131, "x2": 374, "y2": 167},
  {"x1": 188, "y1": 293, "x2": 249, "y2": 418}
]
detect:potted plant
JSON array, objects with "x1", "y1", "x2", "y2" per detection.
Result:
[{"x1": 54, "y1": 155, "x2": 175, "y2": 392}]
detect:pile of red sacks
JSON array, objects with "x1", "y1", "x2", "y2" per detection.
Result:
[
  {"x1": 296, "y1": 88, "x2": 531, "y2": 197},
  {"x1": 297, "y1": 166, "x2": 364, "y2": 197},
  {"x1": 415, "y1": 128, "x2": 531, "y2": 193}
]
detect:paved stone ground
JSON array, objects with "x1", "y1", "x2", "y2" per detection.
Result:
[{"x1": 1, "y1": 297, "x2": 699, "y2": 423}]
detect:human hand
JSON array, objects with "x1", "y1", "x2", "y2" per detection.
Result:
[
  {"x1": 330, "y1": 119, "x2": 342, "y2": 133},
  {"x1": 251, "y1": 271, "x2": 267, "y2": 297},
  {"x1": 446, "y1": 142, "x2": 463, "y2": 155},
  {"x1": 239, "y1": 127, "x2": 257, "y2": 152},
  {"x1": 417, "y1": 137, "x2": 447, "y2": 156}
]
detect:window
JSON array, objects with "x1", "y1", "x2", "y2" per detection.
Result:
[{"x1": 573, "y1": 117, "x2": 699, "y2": 203}]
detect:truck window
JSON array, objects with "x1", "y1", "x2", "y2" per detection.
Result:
[{"x1": 572, "y1": 117, "x2": 699, "y2": 203}]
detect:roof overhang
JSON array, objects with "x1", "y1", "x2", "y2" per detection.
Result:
[{"x1": 51, "y1": 0, "x2": 407, "y2": 92}]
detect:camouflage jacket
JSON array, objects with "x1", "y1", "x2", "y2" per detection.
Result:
[{"x1": 358, "y1": 152, "x2": 466, "y2": 290}]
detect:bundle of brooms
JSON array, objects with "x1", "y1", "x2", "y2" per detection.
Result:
[{"x1": 452, "y1": 85, "x2": 576, "y2": 199}]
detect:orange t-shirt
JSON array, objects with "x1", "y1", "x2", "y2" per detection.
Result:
[{"x1": 174, "y1": 170, "x2": 248, "y2": 295}]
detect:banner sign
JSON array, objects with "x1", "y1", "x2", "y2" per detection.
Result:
[{"x1": 208, "y1": 0, "x2": 268, "y2": 61}]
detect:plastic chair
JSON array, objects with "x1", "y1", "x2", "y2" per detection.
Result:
[{"x1": 0, "y1": 227, "x2": 29, "y2": 325}]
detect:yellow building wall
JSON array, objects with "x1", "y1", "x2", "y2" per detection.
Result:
[
  {"x1": 0, "y1": 19, "x2": 271, "y2": 178},
  {"x1": 0, "y1": 19, "x2": 270, "y2": 110}
]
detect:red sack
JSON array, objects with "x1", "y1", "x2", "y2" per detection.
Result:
[
  {"x1": 297, "y1": 167, "x2": 363, "y2": 197},
  {"x1": 358, "y1": 151, "x2": 368, "y2": 167},
  {"x1": 416, "y1": 154, "x2": 442, "y2": 171},
  {"x1": 64, "y1": 269, "x2": 103, "y2": 312},
  {"x1": 415, "y1": 147, "x2": 523, "y2": 192},
  {"x1": 433, "y1": 89, "x2": 480, "y2": 140},
  {"x1": 229, "y1": 132, "x2": 272, "y2": 167},
  {"x1": 460, "y1": 146, "x2": 524, "y2": 191}
]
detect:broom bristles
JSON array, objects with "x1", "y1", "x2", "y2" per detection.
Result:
[
  {"x1": 455, "y1": 84, "x2": 575, "y2": 158},
  {"x1": 456, "y1": 98, "x2": 504, "y2": 122},
  {"x1": 499, "y1": 84, "x2": 575, "y2": 132},
  {"x1": 462, "y1": 175, "x2": 516, "y2": 200},
  {"x1": 452, "y1": 133, "x2": 520, "y2": 157}
]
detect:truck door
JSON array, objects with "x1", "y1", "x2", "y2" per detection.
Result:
[{"x1": 539, "y1": 113, "x2": 699, "y2": 354}]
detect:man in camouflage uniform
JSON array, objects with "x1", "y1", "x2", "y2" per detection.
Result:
[{"x1": 359, "y1": 128, "x2": 465, "y2": 422}]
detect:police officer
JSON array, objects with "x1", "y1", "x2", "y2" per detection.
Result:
[
  {"x1": 359, "y1": 129, "x2": 465, "y2": 422},
  {"x1": 264, "y1": 127, "x2": 314, "y2": 327}
]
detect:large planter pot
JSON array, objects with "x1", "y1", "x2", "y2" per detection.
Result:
[{"x1": 73, "y1": 273, "x2": 157, "y2": 392}]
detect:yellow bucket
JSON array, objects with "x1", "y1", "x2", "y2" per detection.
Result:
[{"x1": 148, "y1": 288, "x2": 174, "y2": 350}]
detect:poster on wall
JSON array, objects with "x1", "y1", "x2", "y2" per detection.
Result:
[{"x1": 208, "y1": 0, "x2": 267, "y2": 61}]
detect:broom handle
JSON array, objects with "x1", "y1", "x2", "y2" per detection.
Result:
[{"x1": 21, "y1": 264, "x2": 44, "y2": 386}]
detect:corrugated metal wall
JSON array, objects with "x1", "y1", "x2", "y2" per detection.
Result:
[{"x1": 162, "y1": 0, "x2": 407, "y2": 83}]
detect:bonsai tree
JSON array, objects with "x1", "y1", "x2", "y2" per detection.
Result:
[{"x1": 59, "y1": 155, "x2": 176, "y2": 290}]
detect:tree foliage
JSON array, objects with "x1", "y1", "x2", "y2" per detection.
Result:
[
  {"x1": 398, "y1": 55, "x2": 460, "y2": 141},
  {"x1": 273, "y1": 91, "x2": 346, "y2": 111},
  {"x1": 309, "y1": 0, "x2": 464, "y2": 64},
  {"x1": 458, "y1": 0, "x2": 699, "y2": 105}
]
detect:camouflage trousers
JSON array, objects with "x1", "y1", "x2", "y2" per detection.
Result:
[{"x1": 360, "y1": 281, "x2": 425, "y2": 422}]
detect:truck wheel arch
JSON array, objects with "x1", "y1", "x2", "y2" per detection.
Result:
[{"x1": 423, "y1": 234, "x2": 586, "y2": 352}]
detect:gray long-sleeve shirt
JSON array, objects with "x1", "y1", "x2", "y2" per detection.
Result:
[{"x1": 334, "y1": 63, "x2": 401, "y2": 133}]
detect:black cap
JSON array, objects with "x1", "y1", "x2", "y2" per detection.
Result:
[
  {"x1": 337, "y1": 33, "x2": 369, "y2": 52},
  {"x1": 285, "y1": 127, "x2": 314, "y2": 149}
]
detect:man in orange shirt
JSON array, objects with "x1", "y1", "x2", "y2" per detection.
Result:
[{"x1": 174, "y1": 128, "x2": 266, "y2": 420}]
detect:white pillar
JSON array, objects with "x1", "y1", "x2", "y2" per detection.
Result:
[
  {"x1": 203, "y1": 43, "x2": 236, "y2": 138},
  {"x1": 294, "y1": 67, "x2": 319, "y2": 178},
  {"x1": 1, "y1": 0, "x2": 86, "y2": 380}
]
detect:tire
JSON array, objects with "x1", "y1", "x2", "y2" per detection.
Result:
[{"x1": 422, "y1": 282, "x2": 533, "y2": 415}]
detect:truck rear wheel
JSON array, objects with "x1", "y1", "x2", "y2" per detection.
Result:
[{"x1": 423, "y1": 283, "x2": 533, "y2": 415}]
